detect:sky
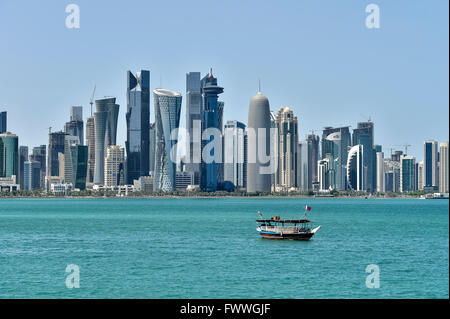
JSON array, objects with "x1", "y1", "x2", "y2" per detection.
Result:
[{"x1": 0, "y1": 0, "x2": 448, "y2": 160}]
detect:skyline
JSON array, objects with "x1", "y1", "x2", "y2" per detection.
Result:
[{"x1": 0, "y1": 0, "x2": 449, "y2": 161}]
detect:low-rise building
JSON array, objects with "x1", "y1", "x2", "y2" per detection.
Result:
[{"x1": 0, "y1": 175, "x2": 19, "y2": 192}]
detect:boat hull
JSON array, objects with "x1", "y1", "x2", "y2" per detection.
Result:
[{"x1": 258, "y1": 231, "x2": 315, "y2": 240}]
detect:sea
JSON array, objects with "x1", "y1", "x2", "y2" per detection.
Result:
[{"x1": 0, "y1": 198, "x2": 448, "y2": 299}]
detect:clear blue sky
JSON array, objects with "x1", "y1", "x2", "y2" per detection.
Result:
[{"x1": 0, "y1": 0, "x2": 448, "y2": 160}]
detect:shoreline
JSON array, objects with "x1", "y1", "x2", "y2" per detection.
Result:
[{"x1": 0, "y1": 195, "x2": 436, "y2": 200}]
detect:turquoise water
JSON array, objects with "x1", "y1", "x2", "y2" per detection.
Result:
[{"x1": 0, "y1": 198, "x2": 448, "y2": 299}]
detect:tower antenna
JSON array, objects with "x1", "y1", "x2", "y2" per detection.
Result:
[
  {"x1": 258, "y1": 78, "x2": 261, "y2": 93},
  {"x1": 89, "y1": 85, "x2": 96, "y2": 117}
]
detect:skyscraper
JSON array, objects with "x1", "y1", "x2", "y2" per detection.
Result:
[
  {"x1": 185, "y1": 72, "x2": 202, "y2": 177},
  {"x1": 318, "y1": 158, "x2": 330, "y2": 191},
  {"x1": 217, "y1": 101, "x2": 225, "y2": 186},
  {"x1": 384, "y1": 158, "x2": 401, "y2": 192},
  {"x1": 104, "y1": 145, "x2": 125, "y2": 187},
  {"x1": 247, "y1": 90, "x2": 272, "y2": 193},
  {"x1": 269, "y1": 111, "x2": 277, "y2": 187},
  {"x1": 24, "y1": 160, "x2": 41, "y2": 191},
  {"x1": 93, "y1": 97, "x2": 119, "y2": 185},
  {"x1": 347, "y1": 145, "x2": 364, "y2": 191},
  {"x1": 352, "y1": 121, "x2": 375, "y2": 192},
  {"x1": 153, "y1": 88, "x2": 182, "y2": 192},
  {"x1": 400, "y1": 155, "x2": 416, "y2": 192},
  {"x1": 306, "y1": 134, "x2": 320, "y2": 190},
  {"x1": 126, "y1": 70, "x2": 150, "y2": 184},
  {"x1": 85, "y1": 116, "x2": 95, "y2": 183},
  {"x1": 30, "y1": 145, "x2": 46, "y2": 189},
  {"x1": 376, "y1": 151, "x2": 385, "y2": 192},
  {"x1": 70, "y1": 144, "x2": 88, "y2": 190},
  {"x1": 0, "y1": 111, "x2": 6, "y2": 134},
  {"x1": 47, "y1": 131, "x2": 67, "y2": 177},
  {"x1": 417, "y1": 161, "x2": 424, "y2": 190},
  {"x1": 19, "y1": 146, "x2": 29, "y2": 190},
  {"x1": 64, "y1": 106, "x2": 84, "y2": 146},
  {"x1": 274, "y1": 107, "x2": 298, "y2": 189},
  {"x1": 0, "y1": 132, "x2": 19, "y2": 181},
  {"x1": 70, "y1": 106, "x2": 83, "y2": 122},
  {"x1": 439, "y1": 142, "x2": 449, "y2": 193},
  {"x1": 423, "y1": 140, "x2": 439, "y2": 190},
  {"x1": 322, "y1": 126, "x2": 351, "y2": 190},
  {"x1": 223, "y1": 120, "x2": 247, "y2": 189},
  {"x1": 149, "y1": 122, "x2": 156, "y2": 175},
  {"x1": 63, "y1": 135, "x2": 80, "y2": 186},
  {"x1": 297, "y1": 140, "x2": 309, "y2": 191},
  {"x1": 200, "y1": 70, "x2": 224, "y2": 192}
]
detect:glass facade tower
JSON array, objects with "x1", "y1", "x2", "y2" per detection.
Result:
[
  {"x1": 19, "y1": 146, "x2": 29, "y2": 189},
  {"x1": 126, "y1": 70, "x2": 150, "y2": 184},
  {"x1": 47, "y1": 131, "x2": 67, "y2": 177},
  {"x1": 0, "y1": 132, "x2": 19, "y2": 180},
  {"x1": 352, "y1": 121, "x2": 375, "y2": 192},
  {"x1": 0, "y1": 111, "x2": 6, "y2": 134},
  {"x1": 322, "y1": 126, "x2": 351, "y2": 190},
  {"x1": 70, "y1": 145, "x2": 88, "y2": 190},
  {"x1": 30, "y1": 145, "x2": 46, "y2": 189},
  {"x1": 64, "y1": 106, "x2": 84, "y2": 145},
  {"x1": 185, "y1": 72, "x2": 202, "y2": 177},
  {"x1": 306, "y1": 134, "x2": 320, "y2": 190},
  {"x1": 400, "y1": 155, "x2": 416, "y2": 192},
  {"x1": 200, "y1": 70, "x2": 224, "y2": 192},
  {"x1": 93, "y1": 97, "x2": 119, "y2": 185},
  {"x1": 153, "y1": 89, "x2": 182, "y2": 192},
  {"x1": 424, "y1": 140, "x2": 439, "y2": 190},
  {"x1": 24, "y1": 160, "x2": 41, "y2": 190},
  {"x1": 223, "y1": 120, "x2": 247, "y2": 189}
]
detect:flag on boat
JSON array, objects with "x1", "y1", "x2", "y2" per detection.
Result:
[
  {"x1": 305, "y1": 205, "x2": 312, "y2": 211},
  {"x1": 258, "y1": 211, "x2": 263, "y2": 218}
]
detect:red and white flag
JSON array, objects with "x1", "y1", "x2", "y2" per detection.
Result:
[
  {"x1": 305, "y1": 205, "x2": 312, "y2": 211},
  {"x1": 258, "y1": 211, "x2": 263, "y2": 218}
]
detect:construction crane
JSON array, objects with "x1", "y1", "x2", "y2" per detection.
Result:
[
  {"x1": 391, "y1": 144, "x2": 412, "y2": 155},
  {"x1": 402, "y1": 144, "x2": 412, "y2": 155},
  {"x1": 89, "y1": 85, "x2": 96, "y2": 117}
]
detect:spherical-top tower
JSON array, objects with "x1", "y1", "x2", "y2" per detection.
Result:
[{"x1": 247, "y1": 88, "x2": 272, "y2": 193}]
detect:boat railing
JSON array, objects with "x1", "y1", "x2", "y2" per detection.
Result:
[{"x1": 259, "y1": 225, "x2": 311, "y2": 233}]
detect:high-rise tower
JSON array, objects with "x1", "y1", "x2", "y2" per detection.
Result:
[
  {"x1": 322, "y1": 126, "x2": 351, "y2": 190},
  {"x1": 423, "y1": 140, "x2": 439, "y2": 190},
  {"x1": 274, "y1": 107, "x2": 298, "y2": 189},
  {"x1": 306, "y1": 134, "x2": 320, "y2": 190},
  {"x1": 223, "y1": 120, "x2": 247, "y2": 189},
  {"x1": 153, "y1": 89, "x2": 182, "y2": 192},
  {"x1": 200, "y1": 70, "x2": 224, "y2": 192},
  {"x1": 439, "y1": 142, "x2": 448, "y2": 193},
  {"x1": 126, "y1": 70, "x2": 150, "y2": 184},
  {"x1": 93, "y1": 97, "x2": 119, "y2": 185},
  {"x1": 185, "y1": 72, "x2": 202, "y2": 179},
  {"x1": 0, "y1": 132, "x2": 19, "y2": 181},
  {"x1": 0, "y1": 111, "x2": 6, "y2": 134},
  {"x1": 85, "y1": 116, "x2": 95, "y2": 183},
  {"x1": 47, "y1": 131, "x2": 67, "y2": 178},
  {"x1": 347, "y1": 145, "x2": 364, "y2": 191},
  {"x1": 64, "y1": 106, "x2": 84, "y2": 146},
  {"x1": 352, "y1": 121, "x2": 375, "y2": 192},
  {"x1": 247, "y1": 89, "x2": 272, "y2": 193}
]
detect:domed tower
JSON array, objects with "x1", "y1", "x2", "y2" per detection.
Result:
[{"x1": 247, "y1": 88, "x2": 272, "y2": 193}]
